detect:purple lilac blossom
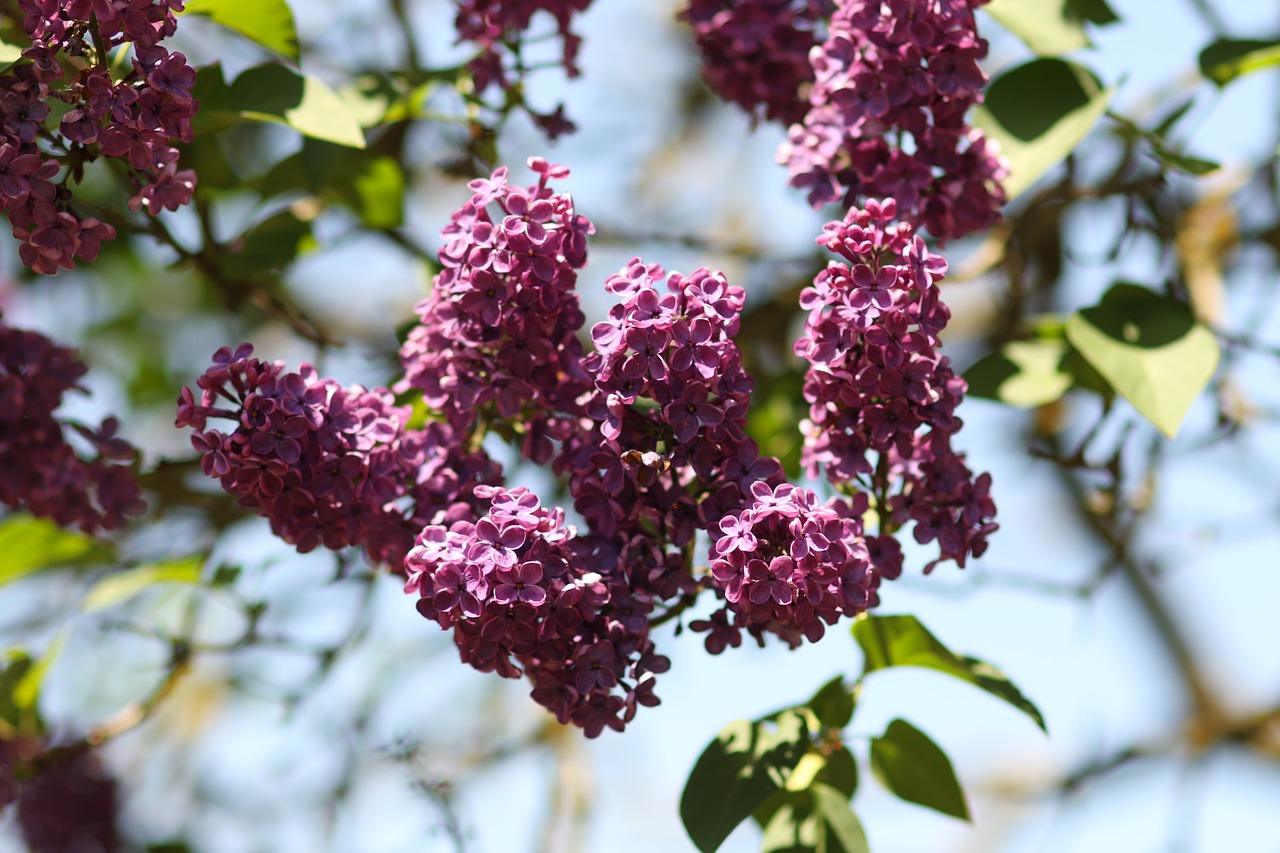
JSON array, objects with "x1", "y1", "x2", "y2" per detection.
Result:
[
  {"x1": 778, "y1": 0, "x2": 1006, "y2": 240},
  {"x1": 405, "y1": 486, "x2": 671, "y2": 737},
  {"x1": 698, "y1": 481, "x2": 880, "y2": 650},
  {"x1": 453, "y1": 0, "x2": 592, "y2": 136},
  {"x1": 0, "y1": 315, "x2": 145, "y2": 533},
  {"x1": 793, "y1": 199, "x2": 997, "y2": 574},
  {"x1": 1, "y1": 1, "x2": 198, "y2": 274},
  {"x1": 678, "y1": 0, "x2": 835, "y2": 126},
  {"x1": 175, "y1": 344, "x2": 500, "y2": 566},
  {"x1": 398, "y1": 158, "x2": 593, "y2": 466}
]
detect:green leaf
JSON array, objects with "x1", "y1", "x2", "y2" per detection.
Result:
[
  {"x1": 1199, "y1": 39, "x2": 1280, "y2": 87},
  {"x1": 223, "y1": 210, "x2": 315, "y2": 278},
  {"x1": 182, "y1": 0, "x2": 299, "y2": 61},
  {"x1": 13, "y1": 629, "x2": 69, "y2": 711},
  {"x1": 227, "y1": 65, "x2": 366, "y2": 149},
  {"x1": 0, "y1": 37, "x2": 23, "y2": 64},
  {"x1": 261, "y1": 142, "x2": 406, "y2": 228},
  {"x1": 853, "y1": 614, "x2": 1047, "y2": 731},
  {"x1": 965, "y1": 338, "x2": 1075, "y2": 408},
  {"x1": 870, "y1": 719, "x2": 969, "y2": 820},
  {"x1": 759, "y1": 786, "x2": 870, "y2": 853},
  {"x1": 971, "y1": 58, "x2": 1113, "y2": 199},
  {"x1": 805, "y1": 676, "x2": 856, "y2": 730},
  {"x1": 0, "y1": 652, "x2": 35, "y2": 728},
  {"x1": 984, "y1": 0, "x2": 1089, "y2": 56},
  {"x1": 0, "y1": 514, "x2": 109, "y2": 588},
  {"x1": 82, "y1": 555, "x2": 205, "y2": 613},
  {"x1": 1065, "y1": 283, "x2": 1221, "y2": 438},
  {"x1": 1065, "y1": 0, "x2": 1118, "y2": 24},
  {"x1": 681, "y1": 711, "x2": 812, "y2": 853},
  {"x1": 814, "y1": 747, "x2": 859, "y2": 799}
]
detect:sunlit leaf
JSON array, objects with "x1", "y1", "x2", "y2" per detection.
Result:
[
  {"x1": 870, "y1": 719, "x2": 969, "y2": 820},
  {"x1": 984, "y1": 0, "x2": 1089, "y2": 56},
  {"x1": 971, "y1": 58, "x2": 1113, "y2": 199},
  {"x1": 82, "y1": 555, "x2": 205, "y2": 613},
  {"x1": 0, "y1": 514, "x2": 110, "y2": 588},
  {"x1": 965, "y1": 339, "x2": 1074, "y2": 408},
  {"x1": 1199, "y1": 39, "x2": 1280, "y2": 87},
  {"x1": 681, "y1": 711, "x2": 811, "y2": 852},
  {"x1": 759, "y1": 785, "x2": 869, "y2": 853},
  {"x1": 853, "y1": 615, "x2": 1047, "y2": 731},
  {"x1": 182, "y1": 0, "x2": 299, "y2": 61},
  {"x1": 227, "y1": 64, "x2": 366, "y2": 149},
  {"x1": 1065, "y1": 283, "x2": 1221, "y2": 438},
  {"x1": 13, "y1": 628, "x2": 69, "y2": 711}
]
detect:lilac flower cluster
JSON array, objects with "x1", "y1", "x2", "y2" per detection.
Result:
[
  {"x1": 678, "y1": 0, "x2": 833, "y2": 126},
  {"x1": 1, "y1": 0, "x2": 197, "y2": 273},
  {"x1": 11, "y1": 746, "x2": 121, "y2": 853},
  {"x1": 175, "y1": 344, "x2": 500, "y2": 566},
  {"x1": 0, "y1": 315, "x2": 144, "y2": 533},
  {"x1": 406, "y1": 486, "x2": 671, "y2": 737},
  {"x1": 778, "y1": 0, "x2": 1006, "y2": 240},
  {"x1": 453, "y1": 0, "x2": 592, "y2": 137},
  {"x1": 560, "y1": 259, "x2": 785, "y2": 561},
  {"x1": 701, "y1": 481, "x2": 878, "y2": 650},
  {"x1": 398, "y1": 158, "x2": 593, "y2": 465},
  {"x1": 794, "y1": 199, "x2": 996, "y2": 572}
]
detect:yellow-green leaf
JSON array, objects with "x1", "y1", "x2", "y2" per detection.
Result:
[
  {"x1": 0, "y1": 514, "x2": 109, "y2": 587},
  {"x1": 1065, "y1": 283, "x2": 1221, "y2": 438},
  {"x1": 83, "y1": 555, "x2": 205, "y2": 613},
  {"x1": 965, "y1": 339, "x2": 1074, "y2": 408},
  {"x1": 228, "y1": 64, "x2": 366, "y2": 149},
  {"x1": 971, "y1": 58, "x2": 1113, "y2": 199},
  {"x1": 984, "y1": 0, "x2": 1089, "y2": 56},
  {"x1": 182, "y1": 0, "x2": 298, "y2": 61},
  {"x1": 1199, "y1": 39, "x2": 1280, "y2": 87}
]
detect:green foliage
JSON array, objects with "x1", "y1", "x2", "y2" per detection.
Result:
[
  {"x1": 0, "y1": 35, "x2": 21, "y2": 63},
  {"x1": 260, "y1": 140, "x2": 408, "y2": 229},
  {"x1": 869, "y1": 719, "x2": 969, "y2": 820},
  {"x1": 223, "y1": 210, "x2": 316, "y2": 279},
  {"x1": 806, "y1": 676, "x2": 856, "y2": 730},
  {"x1": 193, "y1": 63, "x2": 368, "y2": 149},
  {"x1": 681, "y1": 710, "x2": 813, "y2": 853},
  {"x1": 759, "y1": 785, "x2": 869, "y2": 853},
  {"x1": 1199, "y1": 39, "x2": 1280, "y2": 87},
  {"x1": 1065, "y1": 283, "x2": 1221, "y2": 438},
  {"x1": 0, "y1": 514, "x2": 111, "y2": 588},
  {"x1": 853, "y1": 615, "x2": 1047, "y2": 731},
  {"x1": 965, "y1": 338, "x2": 1074, "y2": 408},
  {"x1": 181, "y1": 0, "x2": 300, "y2": 61},
  {"x1": 971, "y1": 58, "x2": 1113, "y2": 198},
  {"x1": 983, "y1": 0, "x2": 1090, "y2": 56},
  {"x1": 82, "y1": 555, "x2": 206, "y2": 613}
]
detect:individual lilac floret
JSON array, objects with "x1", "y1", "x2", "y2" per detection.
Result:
[
  {"x1": 678, "y1": 0, "x2": 834, "y2": 126},
  {"x1": 2, "y1": 3, "x2": 198, "y2": 273},
  {"x1": 176, "y1": 344, "x2": 500, "y2": 566},
  {"x1": 0, "y1": 315, "x2": 144, "y2": 533},
  {"x1": 793, "y1": 200, "x2": 997, "y2": 573},
  {"x1": 696, "y1": 482, "x2": 879, "y2": 650},
  {"x1": 398, "y1": 157, "x2": 593, "y2": 464},
  {"x1": 778, "y1": 0, "x2": 1006, "y2": 240},
  {"x1": 405, "y1": 486, "x2": 671, "y2": 737}
]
